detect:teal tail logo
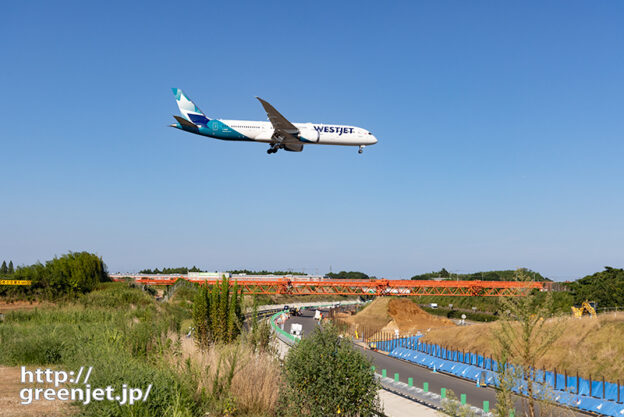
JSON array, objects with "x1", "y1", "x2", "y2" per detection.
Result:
[{"x1": 172, "y1": 88, "x2": 210, "y2": 125}]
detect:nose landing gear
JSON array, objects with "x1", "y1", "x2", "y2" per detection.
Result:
[{"x1": 358, "y1": 145, "x2": 365, "y2": 154}]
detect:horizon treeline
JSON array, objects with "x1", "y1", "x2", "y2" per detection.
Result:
[
  {"x1": 568, "y1": 266, "x2": 624, "y2": 309},
  {"x1": 0, "y1": 252, "x2": 109, "y2": 300},
  {"x1": 410, "y1": 268, "x2": 550, "y2": 282},
  {"x1": 139, "y1": 266, "x2": 203, "y2": 274},
  {"x1": 228, "y1": 269, "x2": 307, "y2": 275},
  {"x1": 0, "y1": 260, "x2": 15, "y2": 275},
  {"x1": 326, "y1": 271, "x2": 373, "y2": 280}
]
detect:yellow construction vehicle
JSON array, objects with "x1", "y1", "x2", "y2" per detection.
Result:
[{"x1": 571, "y1": 300, "x2": 597, "y2": 318}]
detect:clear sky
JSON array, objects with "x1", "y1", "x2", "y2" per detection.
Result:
[{"x1": 2, "y1": 1, "x2": 623, "y2": 280}]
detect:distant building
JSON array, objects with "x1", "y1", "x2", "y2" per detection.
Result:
[
  {"x1": 187, "y1": 272, "x2": 231, "y2": 279},
  {"x1": 109, "y1": 272, "x2": 327, "y2": 283}
]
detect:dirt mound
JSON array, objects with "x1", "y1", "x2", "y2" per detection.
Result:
[
  {"x1": 383, "y1": 299, "x2": 455, "y2": 334},
  {"x1": 338, "y1": 298, "x2": 455, "y2": 336},
  {"x1": 349, "y1": 298, "x2": 392, "y2": 331}
]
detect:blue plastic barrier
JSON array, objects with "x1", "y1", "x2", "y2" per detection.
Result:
[
  {"x1": 385, "y1": 340, "x2": 624, "y2": 416},
  {"x1": 604, "y1": 381, "x2": 618, "y2": 401}
]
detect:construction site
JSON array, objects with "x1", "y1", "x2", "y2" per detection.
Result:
[{"x1": 272, "y1": 291, "x2": 624, "y2": 417}]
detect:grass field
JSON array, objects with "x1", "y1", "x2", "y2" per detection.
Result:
[
  {"x1": 0, "y1": 282, "x2": 280, "y2": 417},
  {"x1": 421, "y1": 312, "x2": 624, "y2": 382},
  {"x1": 412, "y1": 291, "x2": 575, "y2": 315}
]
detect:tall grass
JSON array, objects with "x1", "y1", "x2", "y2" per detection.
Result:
[
  {"x1": 171, "y1": 337, "x2": 282, "y2": 416},
  {"x1": 0, "y1": 283, "x2": 281, "y2": 416},
  {"x1": 421, "y1": 312, "x2": 624, "y2": 381}
]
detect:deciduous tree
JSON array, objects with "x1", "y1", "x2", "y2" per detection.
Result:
[{"x1": 492, "y1": 270, "x2": 566, "y2": 417}]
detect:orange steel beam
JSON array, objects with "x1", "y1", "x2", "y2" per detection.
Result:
[{"x1": 111, "y1": 277, "x2": 542, "y2": 296}]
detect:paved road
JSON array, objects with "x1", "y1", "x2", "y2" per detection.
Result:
[
  {"x1": 275, "y1": 315, "x2": 440, "y2": 417},
  {"x1": 378, "y1": 390, "x2": 440, "y2": 417},
  {"x1": 286, "y1": 309, "x2": 589, "y2": 417}
]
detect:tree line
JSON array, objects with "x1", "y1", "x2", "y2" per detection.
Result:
[
  {"x1": 410, "y1": 268, "x2": 550, "y2": 282},
  {"x1": 0, "y1": 260, "x2": 15, "y2": 275},
  {"x1": 139, "y1": 266, "x2": 204, "y2": 274},
  {"x1": 0, "y1": 252, "x2": 109, "y2": 300},
  {"x1": 326, "y1": 271, "x2": 372, "y2": 280},
  {"x1": 568, "y1": 266, "x2": 624, "y2": 309},
  {"x1": 227, "y1": 269, "x2": 306, "y2": 275}
]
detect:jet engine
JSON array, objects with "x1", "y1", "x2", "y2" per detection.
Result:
[{"x1": 298, "y1": 124, "x2": 320, "y2": 143}]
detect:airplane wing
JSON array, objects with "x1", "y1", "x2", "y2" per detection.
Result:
[
  {"x1": 279, "y1": 133, "x2": 304, "y2": 152},
  {"x1": 256, "y1": 97, "x2": 299, "y2": 135},
  {"x1": 256, "y1": 97, "x2": 304, "y2": 152}
]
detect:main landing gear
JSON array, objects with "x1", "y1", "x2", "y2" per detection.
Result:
[
  {"x1": 267, "y1": 144, "x2": 280, "y2": 154},
  {"x1": 358, "y1": 145, "x2": 365, "y2": 154}
]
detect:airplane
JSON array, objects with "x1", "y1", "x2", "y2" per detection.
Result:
[{"x1": 169, "y1": 88, "x2": 378, "y2": 154}]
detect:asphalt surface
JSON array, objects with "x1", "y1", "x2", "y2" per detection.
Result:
[{"x1": 285, "y1": 309, "x2": 589, "y2": 417}]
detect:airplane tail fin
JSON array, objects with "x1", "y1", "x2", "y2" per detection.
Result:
[{"x1": 172, "y1": 88, "x2": 210, "y2": 125}]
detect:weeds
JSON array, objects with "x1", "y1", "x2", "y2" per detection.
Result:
[
  {"x1": 0, "y1": 283, "x2": 281, "y2": 416},
  {"x1": 440, "y1": 390, "x2": 478, "y2": 417}
]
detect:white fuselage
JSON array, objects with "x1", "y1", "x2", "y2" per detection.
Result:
[
  {"x1": 221, "y1": 120, "x2": 378, "y2": 146},
  {"x1": 170, "y1": 89, "x2": 378, "y2": 153}
]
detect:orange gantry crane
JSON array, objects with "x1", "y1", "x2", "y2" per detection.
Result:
[{"x1": 111, "y1": 276, "x2": 542, "y2": 296}]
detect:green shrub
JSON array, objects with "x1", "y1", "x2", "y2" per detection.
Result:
[
  {"x1": 76, "y1": 346, "x2": 197, "y2": 417},
  {"x1": 79, "y1": 282, "x2": 153, "y2": 308},
  {"x1": 278, "y1": 324, "x2": 380, "y2": 416},
  {"x1": 2, "y1": 328, "x2": 70, "y2": 364},
  {"x1": 3, "y1": 252, "x2": 109, "y2": 300},
  {"x1": 169, "y1": 280, "x2": 199, "y2": 304},
  {"x1": 421, "y1": 306, "x2": 498, "y2": 322}
]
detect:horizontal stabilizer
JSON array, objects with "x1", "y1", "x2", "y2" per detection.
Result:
[{"x1": 173, "y1": 115, "x2": 199, "y2": 130}]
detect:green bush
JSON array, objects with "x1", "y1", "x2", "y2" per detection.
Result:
[
  {"x1": 421, "y1": 306, "x2": 498, "y2": 322},
  {"x1": 3, "y1": 328, "x2": 70, "y2": 364},
  {"x1": 1, "y1": 251, "x2": 109, "y2": 300},
  {"x1": 278, "y1": 324, "x2": 380, "y2": 417},
  {"x1": 414, "y1": 290, "x2": 574, "y2": 316},
  {"x1": 568, "y1": 267, "x2": 624, "y2": 308},
  {"x1": 76, "y1": 346, "x2": 197, "y2": 417},
  {"x1": 169, "y1": 280, "x2": 199, "y2": 304},
  {"x1": 192, "y1": 278, "x2": 243, "y2": 346},
  {"x1": 79, "y1": 282, "x2": 153, "y2": 308}
]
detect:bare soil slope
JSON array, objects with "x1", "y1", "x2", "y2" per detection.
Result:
[
  {"x1": 0, "y1": 301, "x2": 47, "y2": 313},
  {"x1": 421, "y1": 312, "x2": 624, "y2": 382},
  {"x1": 348, "y1": 297, "x2": 392, "y2": 333},
  {"x1": 342, "y1": 298, "x2": 455, "y2": 336},
  {"x1": 383, "y1": 299, "x2": 455, "y2": 334}
]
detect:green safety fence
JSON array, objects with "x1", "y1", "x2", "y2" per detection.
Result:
[
  {"x1": 269, "y1": 301, "x2": 364, "y2": 345},
  {"x1": 270, "y1": 311, "x2": 300, "y2": 344}
]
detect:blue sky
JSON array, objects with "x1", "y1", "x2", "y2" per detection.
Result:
[{"x1": 2, "y1": 1, "x2": 623, "y2": 280}]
